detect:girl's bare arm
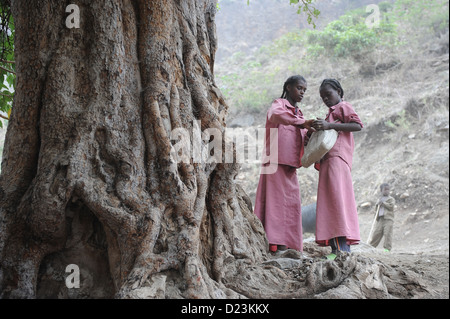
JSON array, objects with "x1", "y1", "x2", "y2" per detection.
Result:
[{"x1": 313, "y1": 119, "x2": 362, "y2": 132}]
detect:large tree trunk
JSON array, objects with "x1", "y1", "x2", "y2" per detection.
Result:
[{"x1": 0, "y1": 0, "x2": 270, "y2": 299}]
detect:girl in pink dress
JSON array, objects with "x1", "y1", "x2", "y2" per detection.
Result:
[
  {"x1": 312, "y1": 79, "x2": 363, "y2": 260},
  {"x1": 254, "y1": 75, "x2": 314, "y2": 253}
]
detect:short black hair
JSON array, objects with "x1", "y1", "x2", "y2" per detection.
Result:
[
  {"x1": 380, "y1": 183, "x2": 390, "y2": 191},
  {"x1": 281, "y1": 75, "x2": 306, "y2": 99},
  {"x1": 320, "y1": 78, "x2": 344, "y2": 98}
]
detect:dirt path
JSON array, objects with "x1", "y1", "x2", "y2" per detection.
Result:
[
  {"x1": 356, "y1": 207, "x2": 449, "y2": 298},
  {"x1": 296, "y1": 206, "x2": 449, "y2": 299}
]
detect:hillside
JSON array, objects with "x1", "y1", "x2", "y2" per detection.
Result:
[{"x1": 215, "y1": 0, "x2": 449, "y2": 298}]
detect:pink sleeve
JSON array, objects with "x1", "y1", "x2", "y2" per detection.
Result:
[
  {"x1": 267, "y1": 99, "x2": 305, "y2": 126},
  {"x1": 339, "y1": 102, "x2": 363, "y2": 128}
]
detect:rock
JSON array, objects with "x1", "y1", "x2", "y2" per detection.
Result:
[
  {"x1": 400, "y1": 192, "x2": 410, "y2": 199},
  {"x1": 351, "y1": 241, "x2": 377, "y2": 253},
  {"x1": 278, "y1": 249, "x2": 302, "y2": 259},
  {"x1": 360, "y1": 201, "x2": 372, "y2": 208}
]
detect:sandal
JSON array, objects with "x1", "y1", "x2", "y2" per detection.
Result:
[{"x1": 269, "y1": 244, "x2": 288, "y2": 252}]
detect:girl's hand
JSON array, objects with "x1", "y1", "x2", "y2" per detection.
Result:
[
  {"x1": 313, "y1": 118, "x2": 362, "y2": 132},
  {"x1": 312, "y1": 119, "x2": 330, "y2": 131},
  {"x1": 296, "y1": 119, "x2": 315, "y2": 131},
  {"x1": 302, "y1": 119, "x2": 316, "y2": 132}
]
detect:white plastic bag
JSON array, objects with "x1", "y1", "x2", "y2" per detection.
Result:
[{"x1": 301, "y1": 129, "x2": 338, "y2": 168}]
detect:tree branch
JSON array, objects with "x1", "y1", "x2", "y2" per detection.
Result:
[
  {"x1": 0, "y1": 59, "x2": 15, "y2": 64},
  {"x1": 0, "y1": 65, "x2": 16, "y2": 75}
]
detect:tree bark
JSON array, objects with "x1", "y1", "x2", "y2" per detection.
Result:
[{"x1": 0, "y1": 0, "x2": 272, "y2": 299}]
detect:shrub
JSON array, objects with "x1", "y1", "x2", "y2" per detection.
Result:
[{"x1": 305, "y1": 9, "x2": 397, "y2": 58}]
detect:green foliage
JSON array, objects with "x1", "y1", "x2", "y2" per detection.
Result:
[
  {"x1": 0, "y1": 1, "x2": 15, "y2": 128},
  {"x1": 378, "y1": 1, "x2": 394, "y2": 13},
  {"x1": 384, "y1": 110, "x2": 410, "y2": 131},
  {"x1": 392, "y1": 0, "x2": 449, "y2": 35},
  {"x1": 305, "y1": 10, "x2": 397, "y2": 58},
  {"x1": 217, "y1": 54, "x2": 278, "y2": 112},
  {"x1": 259, "y1": 30, "x2": 304, "y2": 57},
  {"x1": 289, "y1": 0, "x2": 321, "y2": 28}
]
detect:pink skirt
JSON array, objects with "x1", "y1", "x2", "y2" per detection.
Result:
[
  {"x1": 254, "y1": 164, "x2": 303, "y2": 251},
  {"x1": 315, "y1": 156, "x2": 360, "y2": 246}
]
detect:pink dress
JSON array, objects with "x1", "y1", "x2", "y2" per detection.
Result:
[
  {"x1": 314, "y1": 101, "x2": 363, "y2": 247},
  {"x1": 254, "y1": 99, "x2": 307, "y2": 251}
]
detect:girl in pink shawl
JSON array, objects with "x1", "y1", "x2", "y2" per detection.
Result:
[
  {"x1": 312, "y1": 79, "x2": 363, "y2": 260},
  {"x1": 254, "y1": 75, "x2": 314, "y2": 253}
]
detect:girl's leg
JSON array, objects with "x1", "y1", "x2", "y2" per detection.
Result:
[
  {"x1": 329, "y1": 237, "x2": 351, "y2": 254},
  {"x1": 269, "y1": 244, "x2": 288, "y2": 252},
  {"x1": 325, "y1": 237, "x2": 351, "y2": 260}
]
